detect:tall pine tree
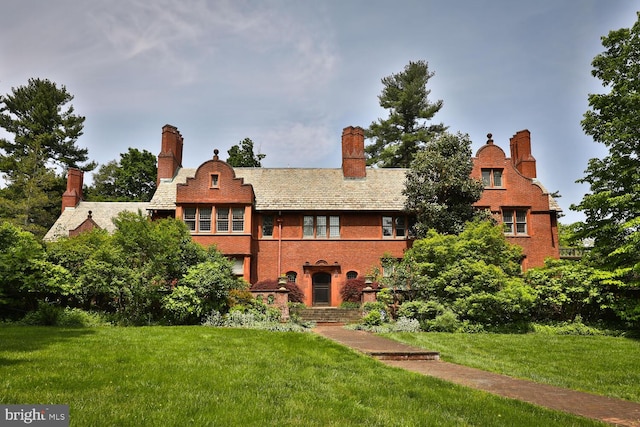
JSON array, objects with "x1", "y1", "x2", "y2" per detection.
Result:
[
  {"x1": 366, "y1": 60, "x2": 446, "y2": 168},
  {"x1": 0, "y1": 78, "x2": 95, "y2": 236}
]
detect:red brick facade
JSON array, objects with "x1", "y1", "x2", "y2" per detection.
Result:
[
  {"x1": 159, "y1": 126, "x2": 560, "y2": 306},
  {"x1": 471, "y1": 132, "x2": 560, "y2": 269}
]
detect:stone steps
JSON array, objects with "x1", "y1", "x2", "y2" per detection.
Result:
[{"x1": 296, "y1": 307, "x2": 362, "y2": 324}]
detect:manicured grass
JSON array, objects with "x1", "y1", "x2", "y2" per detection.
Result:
[
  {"x1": 383, "y1": 332, "x2": 640, "y2": 403},
  {"x1": 0, "y1": 326, "x2": 604, "y2": 427}
]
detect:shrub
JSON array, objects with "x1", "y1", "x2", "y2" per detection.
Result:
[
  {"x1": 227, "y1": 289, "x2": 256, "y2": 308},
  {"x1": 340, "y1": 276, "x2": 378, "y2": 303},
  {"x1": 532, "y1": 317, "x2": 608, "y2": 336},
  {"x1": 57, "y1": 308, "x2": 110, "y2": 327},
  {"x1": 397, "y1": 300, "x2": 445, "y2": 324},
  {"x1": 362, "y1": 309, "x2": 383, "y2": 326},
  {"x1": 347, "y1": 317, "x2": 421, "y2": 333},
  {"x1": 201, "y1": 308, "x2": 311, "y2": 332},
  {"x1": 20, "y1": 303, "x2": 62, "y2": 326},
  {"x1": 180, "y1": 258, "x2": 246, "y2": 313},
  {"x1": 339, "y1": 301, "x2": 361, "y2": 309},
  {"x1": 425, "y1": 309, "x2": 461, "y2": 332},
  {"x1": 161, "y1": 286, "x2": 204, "y2": 325},
  {"x1": 390, "y1": 317, "x2": 422, "y2": 332},
  {"x1": 21, "y1": 304, "x2": 109, "y2": 327}
]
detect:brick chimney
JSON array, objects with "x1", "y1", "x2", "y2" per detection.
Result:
[
  {"x1": 157, "y1": 124, "x2": 184, "y2": 185},
  {"x1": 341, "y1": 126, "x2": 366, "y2": 179},
  {"x1": 62, "y1": 168, "x2": 83, "y2": 212},
  {"x1": 510, "y1": 129, "x2": 536, "y2": 178}
]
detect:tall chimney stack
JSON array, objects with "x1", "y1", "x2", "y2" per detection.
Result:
[
  {"x1": 62, "y1": 168, "x2": 84, "y2": 212},
  {"x1": 341, "y1": 126, "x2": 366, "y2": 179},
  {"x1": 157, "y1": 124, "x2": 184, "y2": 185},
  {"x1": 510, "y1": 129, "x2": 536, "y2": 178}
]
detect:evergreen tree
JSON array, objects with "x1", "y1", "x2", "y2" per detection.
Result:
[
  {"x1": 366, "y1": 60, "x2": 446, "y2": 168},
  {"x1": 0, "y1": 78, "x2": 95, "y2": 236},
  {"x1": 226, "y1": 138, "x2": 265, "y2": 167}
]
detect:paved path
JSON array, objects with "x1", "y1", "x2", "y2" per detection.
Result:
[{"x1": 313, "y1": 325, "x2": 640, "y2": 427}]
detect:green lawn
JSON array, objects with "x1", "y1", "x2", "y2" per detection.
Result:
[
  {"x1": 383, "y1": 332, "x2": 640, "y2": 403},
  {"x1": 0, "y1": 326, "x2": 605, "y2": 427}
]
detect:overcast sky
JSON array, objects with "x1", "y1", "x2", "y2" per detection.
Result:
[{"x1": 1, "y1": 1, "x2": 637, "y2": 224}]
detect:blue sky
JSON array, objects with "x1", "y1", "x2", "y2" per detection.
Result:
[{"x1": 1, "y1": 1, "x2": 638, "y2": 224}]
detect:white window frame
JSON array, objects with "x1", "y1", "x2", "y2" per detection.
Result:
[
  {"x1": 303, "y1": 215, "x2": 340, "y2": 238},
  {"x1": 503, "y1": 208, "x2": 528, "y2": 236}
]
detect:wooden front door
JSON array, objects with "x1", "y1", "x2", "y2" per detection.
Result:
[{"x1": 312, "y1": 272, "x2": 331, "y2": 306}]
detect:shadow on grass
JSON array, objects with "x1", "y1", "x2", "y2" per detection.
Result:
[{"x1": 0, "y1": 327, "x2": 96, "y2": 366}]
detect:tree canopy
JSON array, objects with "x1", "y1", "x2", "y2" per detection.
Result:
[
  {"x1": 572, "y1": 13, "x2": 640, "y2": 275},
  {"x1": 365, "y1": 60, "x2": 446, "y2": 168},
  {"x1": 86, "y1": 148, "x2": 157, "y2": 201},
  {"x1": 404, "y1": 132, "x2": 484, "y2": 237},
  {"x1": 570, "y1": 13, "x2": 640, "y2": 325},
  {"x1": 0, "y1": 78, "x2": 94, "y2": 236},
  {"x1": 226, "y1": 138, "x2": 265, "y2": 167}
]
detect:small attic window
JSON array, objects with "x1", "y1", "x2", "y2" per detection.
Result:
[{"x1": 210, "y1": 173, "x2": 220, "y2": 188}]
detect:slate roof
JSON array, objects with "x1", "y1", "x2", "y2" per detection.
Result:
[
  {"x1": 234, "y1": 168, "x2": 408, "y2": 211},
  {"x1": 148, "y1": 167, "x2": 409, "y2": 211},
  {"x1": 43, "y1": 201, "x2": 150, "y2": 241},
  {"x1": 148, "y1": 168, "x2": 195, "y2": 210},
  {"x1": 147, "y1": 166, "x2": 563, "y2": 213}
]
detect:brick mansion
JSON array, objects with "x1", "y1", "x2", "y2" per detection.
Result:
[{"x1": 46, "y1": 125, "x2": 561, "y2": 307}]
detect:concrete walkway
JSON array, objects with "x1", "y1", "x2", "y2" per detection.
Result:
[{"x1": 313, "y1": 325, "x2": 640, "y2": 427}]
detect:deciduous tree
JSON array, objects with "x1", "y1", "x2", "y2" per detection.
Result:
[
  {"x1": 86, "y1": 148, "x2": 157, "y2": 201},
  {"x1": 404, "y1": 132, "x2": 484, "y2": 237},
  {"x1": 226, "y1": 138, "x2": 265, "y2": 167},
  {"x1": 571, "y1": 13, "x2": 640, "y2": 325}
]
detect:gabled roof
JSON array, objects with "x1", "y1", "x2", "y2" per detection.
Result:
[
  {"x1": 148, "y1": 167, "x2": 409, "y2": 211},
  {"x1": 43, "y1": 201, "x2": 150, "y2": 241}
]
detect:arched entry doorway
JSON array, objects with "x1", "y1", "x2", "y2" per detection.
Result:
[{"x1": 312, "y1": 272, "x2": 331, "y2": 306}]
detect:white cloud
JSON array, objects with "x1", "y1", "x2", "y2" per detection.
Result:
[{"x1": 259, "y1": 122, "x2": 337, "y2": 168}]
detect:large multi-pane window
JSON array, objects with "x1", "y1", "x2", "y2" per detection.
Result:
[
  {"x1": 182, "y1": 206, "x2": 244, "y2": 233},
  {"x1": 481, "y1": 169, "x2": 503, "y2": 187},
  {"x1": 382, "y1": 216, "x2": 408, "y2": 238},
  {"x1": 502, "y1": 209, "x2": 528, "y2": 235},
  {"x1": 303, "y1": 215, "x2": 340, "y2": 238}
]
